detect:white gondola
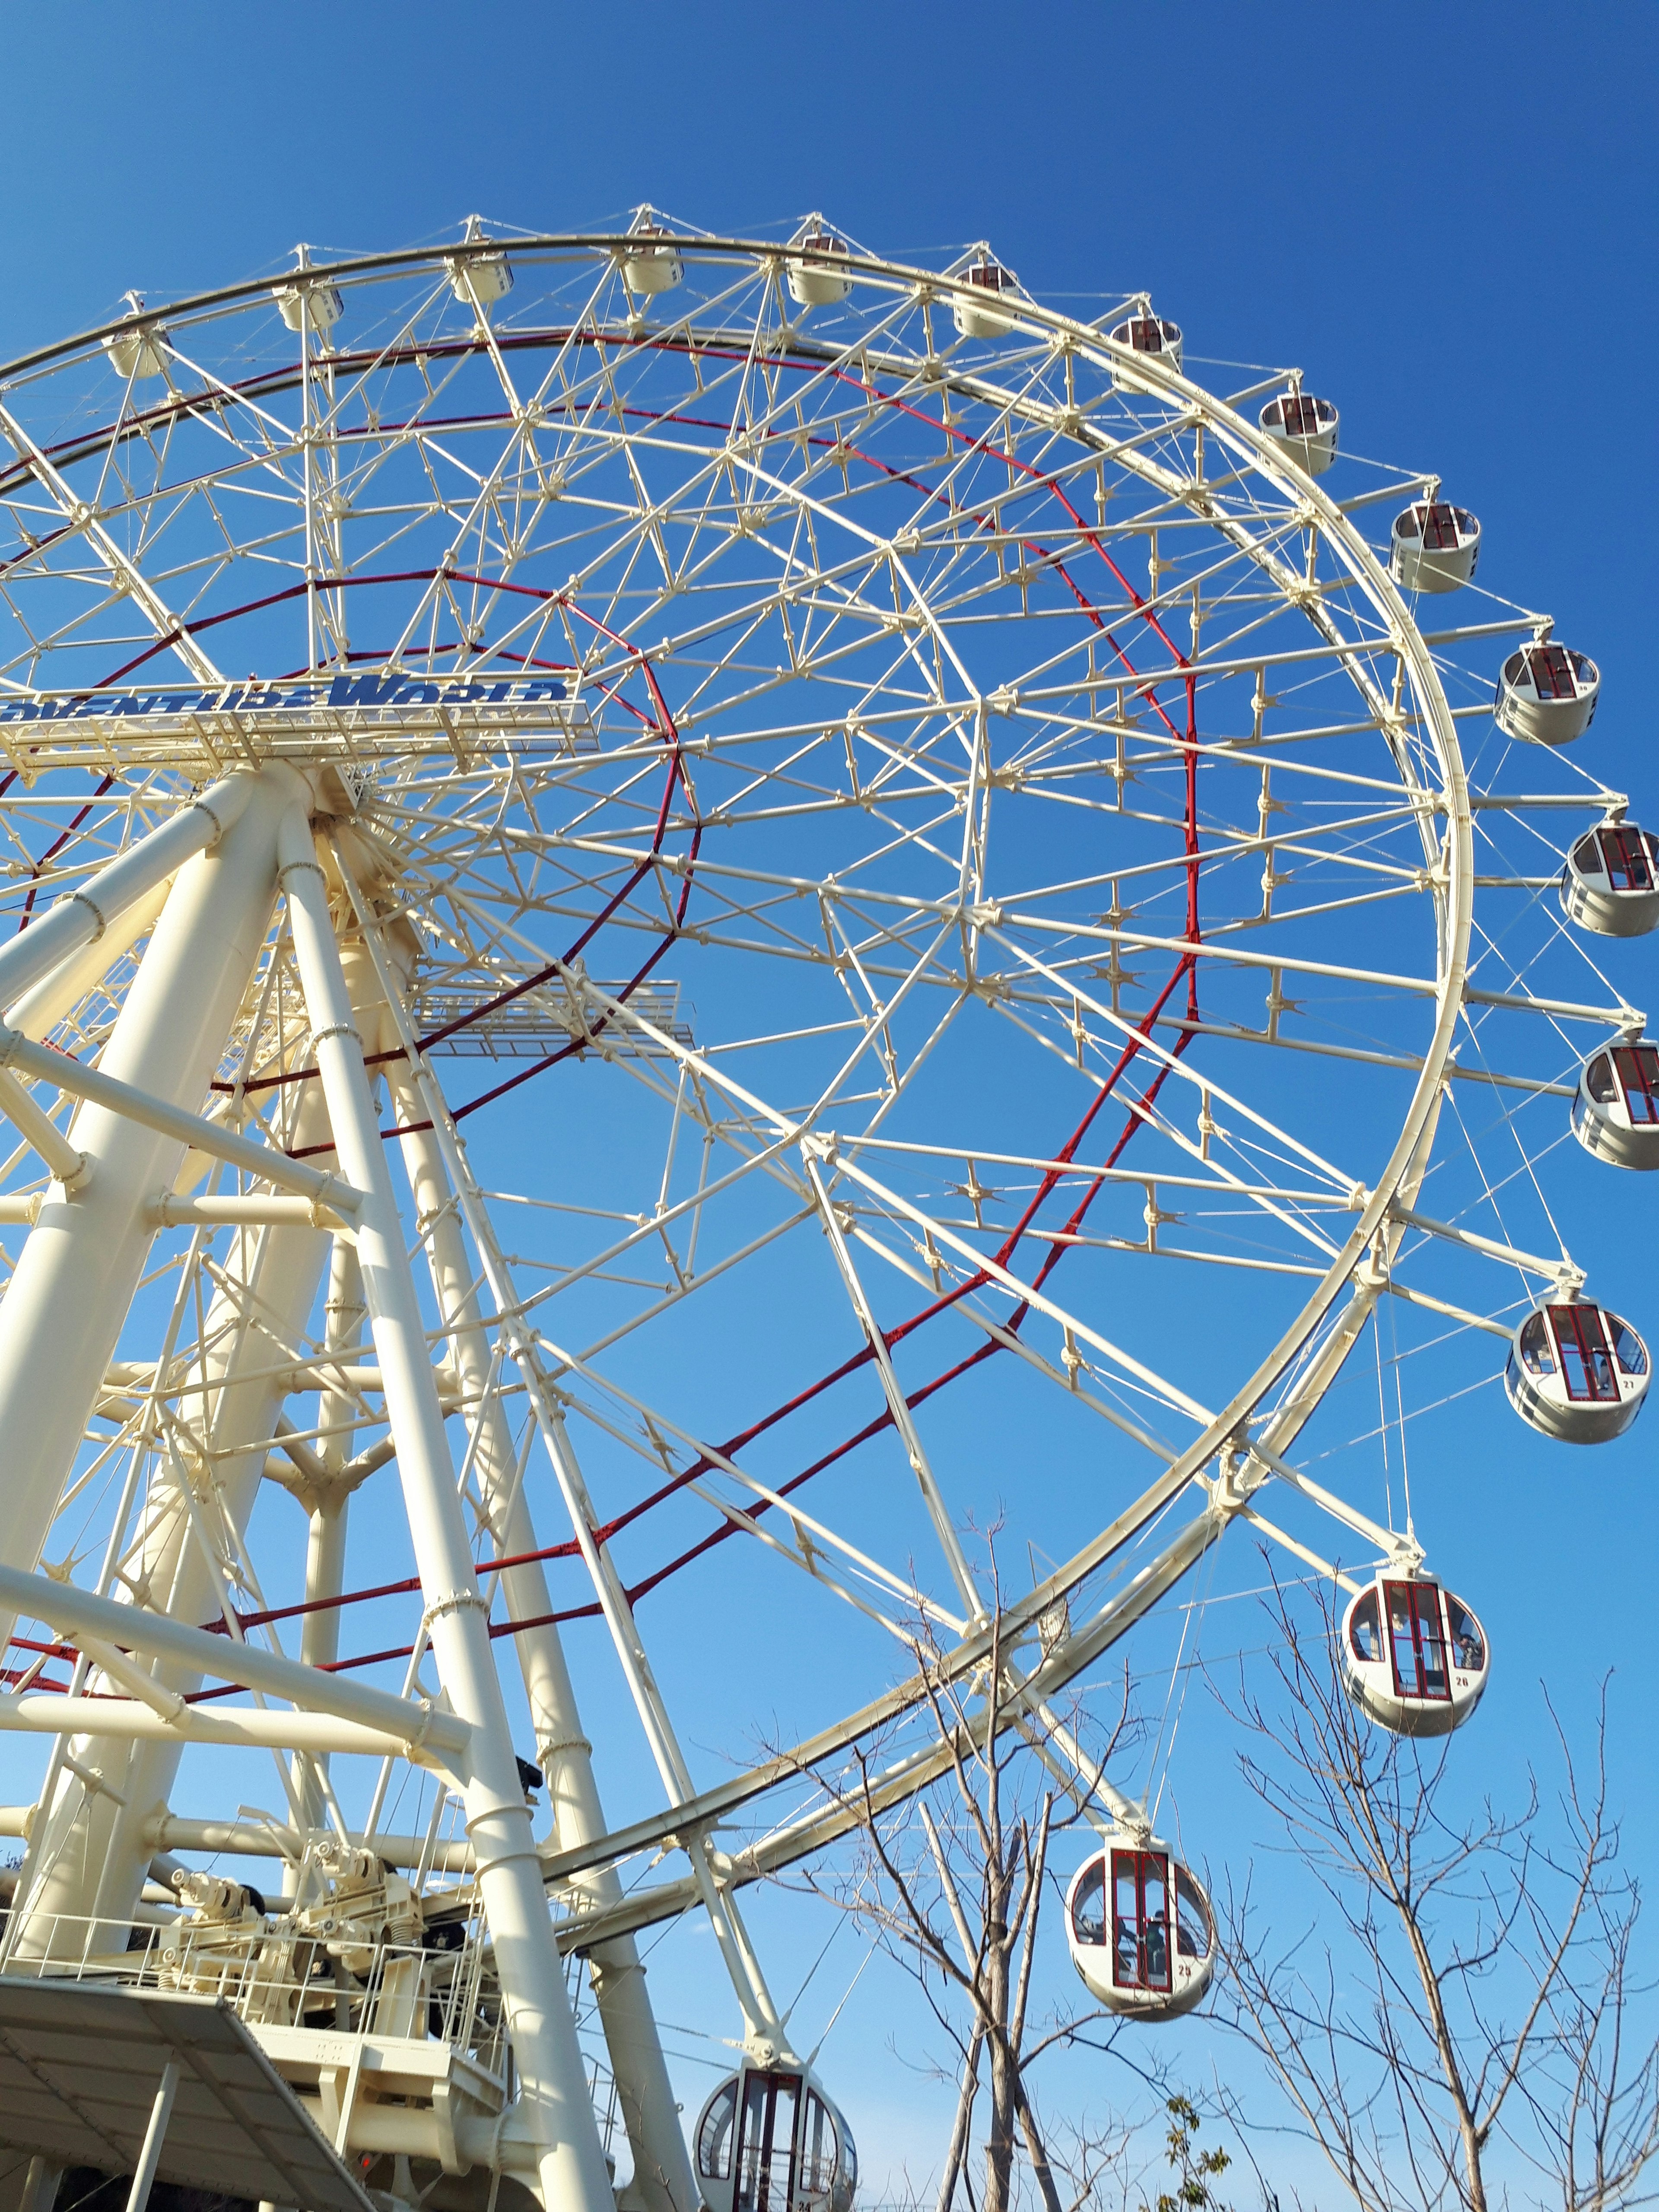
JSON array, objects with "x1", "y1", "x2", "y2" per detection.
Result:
[
  {"x1": 448, "y1": 251, "x2": 514, "y2": 311},
  {"x1": 1496, "y1": 641, "x2": 1599, "y2": 746},
  {"x1": 104, "y1": 296, "x2": 168, "y2": 382},
  {"x1": 1561, "y1": 820, "x2": 1659, "y2": 938},
  {"x1": 1390, "y1": 499, "x2": 1480, "y2": 592},
  {"x1": 273, "y1": 280, "x2": 343, "y2": 335},
  {"x1": 1573, "y1": 1042, "x2": 1659, "y2": 1170},
  {"x1": 1258, "y1": 391, "x2": 1339, "y2": 477},
  {"x1": 1064, "y1": 1838, "x2": 1214, "y2": 2021},
  {"x1": 620, "y1": 222, "x2": 684, "y2": 297},
  {"x1": 1506, "y1": 1298, "x2": 1650, "y2": 1443},
  {"x1": 695, "y1": 2060, "x2": 857, "y2": 2212},
  {"x1": 952, "y1": 256, "x2": 1019, "y2": 339},
  {"x1": 1107, "y1": 314, "x2": 1183, "y2": 380},
  {"x1": 787, "y1": 229, "x2": 853, "y2": 308},
  {"x1": 1340, "y1": 1574, "x2": 1488, "y2": 1736}
]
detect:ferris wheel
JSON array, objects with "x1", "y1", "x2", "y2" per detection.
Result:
[{"x1": 0, "y1": 210, "x2": 1646, "y2": 2212}]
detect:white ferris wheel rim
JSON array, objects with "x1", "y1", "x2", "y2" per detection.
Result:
[{"x1": 0, "y1": 225, "x2": 1615, "y2": 1953}]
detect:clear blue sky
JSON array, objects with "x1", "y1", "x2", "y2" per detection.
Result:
[{"x1": 1, "y1": 3, "x2": 1654, "y2": 2199}]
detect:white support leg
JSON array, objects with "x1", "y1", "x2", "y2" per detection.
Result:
[
  {"x1": 276, "y1": 809, "x2": 614, "y2": 2212},
  {"x1": 22, "y1": 1077, "x2": 335, "y2": 1948},
  {"x1": 18, "y1": 2157, "x2": 60, "y2": 2212},
  {"x1": 0, "y1": 774, "x2": 254, "y2": 1022},
  {"x1": 391, "y1": 1065, "x2": 696, "y2": 2212},
  {"x1": 290, "y1": 1236, "x2": 366, "y2": 1829},
  {"x1": 335, "y1": 868, "x2": 786, "y2": 2064},
  {"x1": 0, "y1": 766, "x2": 306, "y2": 1663},
  {"x1": 5, "y1": 878, "x2": 172, "y2": 1046},
  {"x1": 124, "y1": 2060, "x2": 179, "y2": 2212}
]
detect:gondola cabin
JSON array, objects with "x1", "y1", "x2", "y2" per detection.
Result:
[
  {"x1": 104, "y1": 319, "x2": 168, "y2": 381},
  {"x1": 1065, "y1": 1840, "x2": 1214, "y2": 2020},
  {"x1": 1506, "y1": 1299, "x2": 1650, "y2": 1442},
  {"x1": 1573, "y1": 1043, "x2": 1659, "y2": 1171},
  {"x1": 952, "y1": 258, "x2": 1019, "y2": 339},
  {"x1": 788, "y1": 232, "x2": 853, "y2": 308},
  {"x1": 449, "y1": 252, "x2": 514, "y2": 311},
  {"x1": 1259, "y1": 391, "x2": 1339, "y2": 477},
  {"x1": 621, "y1": 223, "x2": 684, "y2": 297},
  {"x1": 1391, "y1": 500, "x2": 1480, "y2": 593},
  {"x1": 274, "y1": 280, "x2": 343, "y2": 335},
  {"x1": 1340, "y1": 1575, "x2": 1488, "y2": 1736},
  {"x1": 1561, "y1": 821, "x2": 1659, "y2": 938},
  {"x1": 1107, "y1": 315, "x2": 1183, "y2": 383},
  {"x1": 695, "y1": 2062, "x2": 857, "y2": 2212},
  {"x1": 1496, "y1": 642, "x2": 1599, "y2": 746}
]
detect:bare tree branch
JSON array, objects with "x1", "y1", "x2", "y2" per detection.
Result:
[{"x1": 1212, "y1": 1565, "x2": 1659, "y2": 2212}]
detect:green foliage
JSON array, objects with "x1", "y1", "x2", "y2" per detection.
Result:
[{"x1": 1138, "y1": 2096, "x2": 1232, "y2": 2212}]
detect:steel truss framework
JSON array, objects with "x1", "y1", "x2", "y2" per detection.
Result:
[{"x1": 0, "y1": 219, "x2": 1640, "y2": 2210}]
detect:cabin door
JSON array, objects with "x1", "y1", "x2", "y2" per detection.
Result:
[{"x1": 735, "y1": 2069, "x2": 802, "y2": 2212}]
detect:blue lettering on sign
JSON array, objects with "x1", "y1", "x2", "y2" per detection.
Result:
[
  {"x1": 446, "y1": 681, "x2": 517, "y2": 704},
  {"x1": 0, "y1": 672, "x2": 593, "y2": 721},
  {"x1": 326, "y1": 674, "x2": 398, "y2": 707}
]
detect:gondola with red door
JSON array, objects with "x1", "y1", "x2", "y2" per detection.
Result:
[
  {"x1": 1340, "y1": 1573, "x2": 1488, "y2": 1736},
  {"x1": 695, "y1": 2062, "x2": 857, "y2": 2212},
  {"x1": 1064, "y1": 1836, "x2": 1214, "y2": 2020},
  {"x1": 1506, "y1": 1298, "x2": 1650, "y2": 1442}
]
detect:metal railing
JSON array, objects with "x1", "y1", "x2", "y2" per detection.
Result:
[
  {"x1": 413, "y1": 980, "x2": 694, "y2": 1058},
  {"x1": 2, "y1": 1909, "x2": 507, "y2": 2076},
  {"x1": 3, "y1": 1907, "x2": 633, "y2": 2154}
]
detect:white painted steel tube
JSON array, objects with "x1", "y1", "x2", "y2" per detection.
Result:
[
  {"x1": 0, "y1": 769, "x2": 304, "y2": 1658},
  {"x1": 104, "y1": 1357, "x2": 448, "y2": 1398},
  {"x1": 6, "y1": 876, "x2": 172, "y2": 1041},
  {"x1": 0, "y1": 876, "x2": 173, "y2": 1189},
  {"x1": 346, "y1": 2101, "x2": 551, "y2": 2175},
  {"x1": 0, "y1": 1696, "x2": 426, "y2": 1758},
  {"x1": 125, "y1": 2059, "x2": 180, "y2": 2212},
  {"x1": 140, "y1": 1812, "x2": 474, "y2": 1872},
  {"x1": 356, "y1": 903, "x2": 788, "y2": 2056},
  {"x1": 0, "y1": 1560, "x2": 467, "y2": 1752},
  {"x1": 292, "y1": 1235, "x2": 363, "y2": 1828},
  {"x1": 276, "y1": 808, "x2": 614, "y2": 2212},
  {"x1": 145, "y1": 1194, "x2": 351, "y2": 1228},
  {"x1": 27, "y1": 1076, "x2": 345, "y2": 1945},
  {"x1": 0, "y1": 1066, "x2": 87, "y2": 1184},
  {"x1": 19, "y1": 2158, "x2": 59, "y2": 2212},
  {"x1": 0, "y1": 1801, "x2": 475, "y2": 1874},
  {"x1": 318, "y1": 1238, "x2": 368, "y2": 1490},
  {"x1": 0, "y1": 1025, "x2": 362, "y2": 1212},
  {"x1": 391, "y1": 1068, "x2": 697, "y2": 2212},
  {"x1": 0, "y1": 774, "x2": 254, "y2": 1017}
]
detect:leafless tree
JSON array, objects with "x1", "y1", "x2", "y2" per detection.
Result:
[
  {"x1": 1211, "y1": 1570, "x2": 1659, "y2": 2212},
  {"x1": 780, "y1": 1539, "x2": 1163, "y2": 2212}
]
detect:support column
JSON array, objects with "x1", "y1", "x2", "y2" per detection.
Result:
[
  {"x1": 16, "y1": 2157, "x2": 60, "y2": 2212},
  {"x1": 390, "y1": 1061, "x2": 696, "y2": 2212},
  {"x1": 291, "y1": 1236, "x2": 367, "y2": 1829},
  {"x1": 0, "y1": 766, "x2": 307, "y2": 1656},
  {"x1": 20, "y1": 1080, "x2": 335, "y2": 1948},
  {"x1": 277, "y1": 810, "x2": 614, "y2": 2212},
  {"x1": 124, "y1": 2061, "x2": 179, "y2": 2212},
  {"x1": 334, "y1": 862, "x2": 786, "y2": 2060}
]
